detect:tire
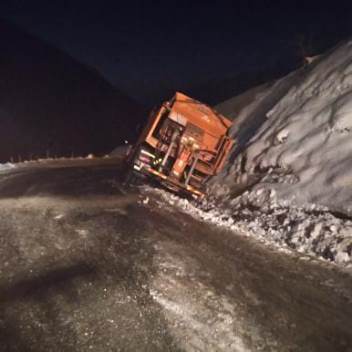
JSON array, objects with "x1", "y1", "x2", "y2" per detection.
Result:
[{"x1": 123, "y1": 168, "x2": 138, "y2": 186}]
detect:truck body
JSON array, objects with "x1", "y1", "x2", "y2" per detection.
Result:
[{"x1": 126, "y1": 92, "x2": 233, "y2": 198}]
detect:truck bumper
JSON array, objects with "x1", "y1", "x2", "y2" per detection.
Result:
[{"x1": 137, "y1": 165, "x2": 205, "y2": 199}]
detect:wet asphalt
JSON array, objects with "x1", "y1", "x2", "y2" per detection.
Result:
[{"x1": 0, "y1": 158, "x2": 351, "y2": 352}]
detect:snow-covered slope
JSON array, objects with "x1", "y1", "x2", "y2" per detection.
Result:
[
  {"x1": 209, "y1": 40, "x2": 352, "y2": 266},
  {"x1": 214, "y1": 40, "x2": 352, "y2": 216}
]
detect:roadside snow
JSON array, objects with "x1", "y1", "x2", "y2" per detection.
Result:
[
  {"x1": 0, "y1": 163, "x2": 15, "y2": 171},
  {"x1": 145, "y1": 187, "x2": 352, "y2": 268},
  {"x1": 220, "y1": 186, "x2": 352, "y2": 267}
]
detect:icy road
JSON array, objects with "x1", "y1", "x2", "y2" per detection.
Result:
[{"x1": 0, "y1": 158, "x2": 351, "y2": 352}]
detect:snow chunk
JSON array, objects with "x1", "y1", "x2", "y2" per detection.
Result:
[{"x1": 276, "y1": 129, "x2": 289, "y2": 143}]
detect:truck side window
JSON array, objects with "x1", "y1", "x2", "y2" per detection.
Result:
[{"x1": 152, "y1": 111, "x2": 168, "y2": 139}]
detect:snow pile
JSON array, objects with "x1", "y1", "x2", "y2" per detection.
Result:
[
  {"x1": 0, "y1": 163, "x2": 15, "y2": 171},
  {"x1": 213, "y1": 40, "x2": 352, "y2": 216},
  {"x1": 222, "y1": 186, "x2": 352, "y2": 266}
]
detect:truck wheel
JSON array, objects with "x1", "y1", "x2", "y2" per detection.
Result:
[{"x1": 123, "y1": 168, "x2": 138, "y2": 186}]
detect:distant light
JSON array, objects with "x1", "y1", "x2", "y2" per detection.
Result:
[{"x1": 124, "y1": 140, "x2": 129, "y2": 144}]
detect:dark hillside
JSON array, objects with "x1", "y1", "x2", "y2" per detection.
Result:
[{"x1": 0, "y1": 20, "x2": 145, "y2": 162}]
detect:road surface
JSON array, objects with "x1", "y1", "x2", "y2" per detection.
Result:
[{"x1": 0, "y1": 158, "x2": 351, "y2": 351}]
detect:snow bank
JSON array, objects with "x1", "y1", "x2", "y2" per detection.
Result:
[
  {"x1": 185, "y1": 40, "x2": 352, "y2": 267},
  {"x1": 213, "y1": 40, "x2": 352, "y2": 216},
  {"x1": 0, "y1": 163, "x2": 16, "y2": 171}
]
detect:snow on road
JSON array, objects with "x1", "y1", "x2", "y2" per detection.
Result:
[{"x1": 149, "y1": 241, "x2": 253, "y2": 352}]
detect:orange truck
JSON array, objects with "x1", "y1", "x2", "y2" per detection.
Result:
[{"x1": 126, "y1": 92, "x2": 233, "y2": 199}]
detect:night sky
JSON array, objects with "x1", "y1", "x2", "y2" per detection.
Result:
[{"x1": 1, "y1": 1, "x2": 352, "y2": 105}]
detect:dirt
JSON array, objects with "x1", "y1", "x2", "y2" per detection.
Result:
[{"x1": 0, "y1": 159, "x2": 351, "y2": 351}]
